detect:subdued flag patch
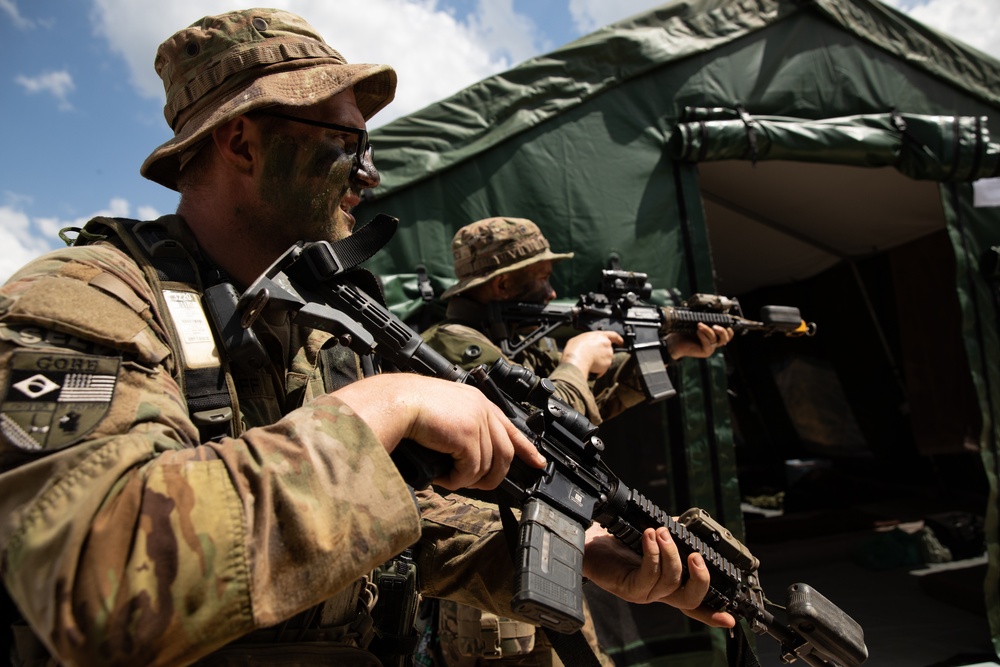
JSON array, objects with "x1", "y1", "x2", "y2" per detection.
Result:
[{"x1": 1, "y1": 350, "x2": 120, "y2": 451}]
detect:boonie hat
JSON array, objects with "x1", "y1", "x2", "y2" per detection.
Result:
[
  {"x1": 141, "y1": 8, "x2": 396, "y2": 191},
  {"x1": 441, "y1": 217, "x2": 574, "y2": 299}
]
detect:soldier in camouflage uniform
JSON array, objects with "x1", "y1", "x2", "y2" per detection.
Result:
[
  {"x1": 422, "y1": 218, "x2": 734, "y2": 667},
  {"x1": 423, "y1": 217, "x2": 733, "y2": 427},
  {"x1": 0, "y1": 9, "x2": 735, "y2": 667}
]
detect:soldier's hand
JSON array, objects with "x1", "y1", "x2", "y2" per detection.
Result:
[
  {"x1": 560, "y1": 330, "x2": 623, "y2": 377},
  {"x1": 665, "y1": 323, "x2": 733, "y2": 360},
  {"x1": 333, "y1": 374, "x2": 544, "y2": 490},
  {"x1": 582, "y1": 524, "x2": 736, "y2": 628}
]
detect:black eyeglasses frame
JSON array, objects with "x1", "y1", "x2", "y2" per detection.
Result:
[{"x1": 260, "y1": 111, "x2": 371, "y2": 173}]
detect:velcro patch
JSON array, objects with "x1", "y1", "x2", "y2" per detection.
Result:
[
  {"x1": 0, "y1": 322, "x2": 116, "y2": 356},
  {"x1": 1, "y1": 350, "x2": 120, "y2": 452}
]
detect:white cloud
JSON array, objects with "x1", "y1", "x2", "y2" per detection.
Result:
[
  {"x1": 568, "y1": 0, "x2": 664, "y2": 35},
  {"x1": 0, "y1": 206, "x2": 54, "y2": 284},
  {"x1": 881, "y1": 0, "x2": 1000, "y2": 60},
  {"x1": 136, "y1": 205, "x2": 161, "y2": 220},
  {"x1": 465, "y1": 0, "x2": 550, "y2": 68},
  {"x1": 0, "y1": 197, "x2": 162, "y2": 285},
  {"x1": 0, "y1": 0, "x2": 34, "y2": 29},
  {"x1": 90, "y1": 0, "x2": 544, "y2": 126},
  {"x1": 14, "y1": 70, "x2": 75, "y2": 111}
]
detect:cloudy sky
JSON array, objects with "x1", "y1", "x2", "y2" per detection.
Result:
[{"x1": 1, "y1": 0, "x2": 998, "y2": 283}]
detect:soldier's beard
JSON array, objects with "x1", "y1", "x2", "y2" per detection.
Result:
[{"x1": 255, "y1": 133, "x2": 356, "y2": 248}]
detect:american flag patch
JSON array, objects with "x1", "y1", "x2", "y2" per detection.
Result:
[{"x1": 58, "y1": 374, "x2": 116, "y2": 402}]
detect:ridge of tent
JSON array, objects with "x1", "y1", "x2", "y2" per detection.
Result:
[{"x1": 366, "y1": 0, "x2": 1000, "y2": 200}]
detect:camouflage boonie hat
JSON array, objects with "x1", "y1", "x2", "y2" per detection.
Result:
[
  {"x1": 440, "y1": 217, "x2": 573, "y2": 299},
  {"x1": 140, "y1": 8, "x2": 396, "y2": 191}
]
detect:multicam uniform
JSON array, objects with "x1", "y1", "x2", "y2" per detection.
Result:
[
  {"x1": 0, "y1": 216, "x2": 522, "y2": 667},
  {"x1": 420, "y1": 296, "x2": 636, "y2": 667}
]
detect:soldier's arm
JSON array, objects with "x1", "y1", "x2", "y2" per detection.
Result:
[{"x1": 411, "y1": 487, "x2": 526, "y2": 619}]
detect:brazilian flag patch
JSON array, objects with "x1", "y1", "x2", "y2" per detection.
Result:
[{"x1": 1, "y1": 350, "x2": 120, "y2": 452}]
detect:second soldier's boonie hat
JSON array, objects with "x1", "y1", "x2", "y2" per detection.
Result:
[
  {"x1": 440, "y1": 217, "x2": 574, "y2": 299},
  {"x1": 140, "y1": 8, "x2": 396, "y2": 191}
]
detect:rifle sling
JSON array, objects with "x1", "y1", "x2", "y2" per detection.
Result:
[{"x1": 727, "y1": 622, "x2": 761, "y2": 667}]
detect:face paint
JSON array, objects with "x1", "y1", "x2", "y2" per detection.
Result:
[
  {"x1": 511, "y1": 280, "x2": 554, "y2": 304},
  {"x1": 247, "y1": 89, "x2": 373, "y2": 254},
  {"x1": 254, "y1": 128, "x2": 357, "y2": 249},
  {"x1": 505, "y1": 263, "x2": 557, "y2": 304}
]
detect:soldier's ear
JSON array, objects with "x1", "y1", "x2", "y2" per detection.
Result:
[
  {"x1": 492, "y1": 274, "x2": 513, "y2": 300},
  {"x1": 212, "y1": 116, "x2": 256, "y2": 175}
]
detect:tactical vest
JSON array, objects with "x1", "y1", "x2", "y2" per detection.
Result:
[
  {"x1": 74, "y1": 215, "x2": 243, "y2": 442},
  {"x1": 72, "y1": 214, "x2": 376, "y2": 440},
  {"x1": 7, "y1": 216, "x2": 420, "y2": 666}
]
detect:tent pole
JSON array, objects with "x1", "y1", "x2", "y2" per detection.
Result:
[{"x1": 845, "y1": 259, "x2": 908, "y2": 397}]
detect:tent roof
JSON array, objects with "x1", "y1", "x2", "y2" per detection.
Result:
[
  {"x1": 367, "y1": 0, "x2": 1000, "y2": 201},
  {"x1": 697, "y1": 161, "x2": 946, "y2": 294}
]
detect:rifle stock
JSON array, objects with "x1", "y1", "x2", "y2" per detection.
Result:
[{"x1": 235, "y1": 240, "x2": 865, "y2": 667}]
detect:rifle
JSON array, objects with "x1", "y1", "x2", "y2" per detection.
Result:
[
  {"x1": 490, "y1": 268, "x2": 816, "y2": 402},
  {"x1": 232, "y1": 237, "x2": 867, "y2": 667}
]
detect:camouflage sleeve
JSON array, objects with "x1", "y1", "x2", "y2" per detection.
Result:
[
  {"x1": 420, "y1": 322, "x2": 504, "y2": 372},
  {"x1": 546, "y1": 362, "x2": 603, "y2": 424},
  {"x1": 589, "y1": 352, "x2": 648, "y2": 422},
  {"x1": 0, "y1": 246, "x2": 421, "y2": 666},
  {"x1": 413, "y1": 487, "x2": 528, "y2": 621}
]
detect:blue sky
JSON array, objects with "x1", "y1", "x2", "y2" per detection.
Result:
[{"x1": 1, "y1": 0, "x2": 998, "y2": 283}]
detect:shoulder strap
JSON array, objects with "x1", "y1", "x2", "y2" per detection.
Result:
[
  {"x1": 69, "y1": 213, "x2": 401, "y2": 441},
  {"x1": 73, "y1": 216, "x2": 239, "y2": 442}
]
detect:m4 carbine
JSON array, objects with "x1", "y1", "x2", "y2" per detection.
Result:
[
  {"x1": 231, "y1": 235, "x2": 866, "y2": 667},
  {"x1": 491, "y1": 268, "x2": 816, "y2": 402}
]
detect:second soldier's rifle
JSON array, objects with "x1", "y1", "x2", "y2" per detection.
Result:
[
  {"x1": 229, "y1": 232, "x2": 866, "y2": 667},
  {"x1": 490, "y1": 268, "x2": 816, "y2": 402}
]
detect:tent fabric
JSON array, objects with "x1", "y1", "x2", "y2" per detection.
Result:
[
  {"x1": 814, "y1": 0, "x2": 1000, "y2": 105},
  {"x1": 353, "y1": 0, "x2": 1000, "y2": 660},
  {"x1": 671, "y1": 110, "x2": 1000, "y2": 181},
  {"x1": 367, "y1": 0, "x2": 1000, "y2": 200},
  {"x1": 941, "y1": 183, "x2": 1000, "y2": 652}
]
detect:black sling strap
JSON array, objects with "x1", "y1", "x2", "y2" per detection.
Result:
[{"x1": 125, "y1": 217, "x2": 238, "y2": 441}]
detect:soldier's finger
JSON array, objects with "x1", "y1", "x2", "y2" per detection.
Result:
[{"x1": 663, "y1": 552, "x2": 711, "y2": 610}]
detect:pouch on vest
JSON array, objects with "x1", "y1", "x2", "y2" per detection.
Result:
[
  {"x1": 440, "y1": 601, "x2": 536, "y2": 659},
  {"x1": 370, "y1": 549, "x2": 420, "y2": 667}
]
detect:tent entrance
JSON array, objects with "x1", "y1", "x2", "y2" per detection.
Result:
[{"x1": 697, "y1": 158, "x2": 986, "y2": 498}]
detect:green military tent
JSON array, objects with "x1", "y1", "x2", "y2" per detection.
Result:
[{"x1": 353, "y1": 0, "x2": 1000, "y2": 663}]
